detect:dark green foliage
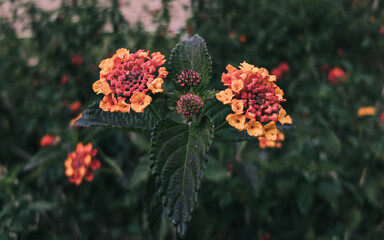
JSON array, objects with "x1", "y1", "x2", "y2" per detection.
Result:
[
  {"x1": 1, "y1": 0, "x2": 384, "y2": 239},
  {"x1": 150, "y1": 117, "x2": 214, "y2": 237},
  {"x1": 168, "y1": 34, "x2": 212, "y2": 93}
]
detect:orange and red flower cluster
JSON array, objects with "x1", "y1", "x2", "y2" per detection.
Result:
[
  {"x1": 271, "y1": 62, "x2": 290, "y2": 79},
  {"x1": 93, "y1": 48, "x2": 168, "y2": 113},
  {"x1": 216, "y1": 62, "x2": 292, "y2": 141},
  {"x1": 258, "y1": 130, "x2": 285, "y2": 148},
  {"x1": 65, "y1": 142, "x2": 100, "y2": 185}
]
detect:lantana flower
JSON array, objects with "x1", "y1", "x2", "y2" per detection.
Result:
[
  {"x1": 93, "y1": 48, "x2": 168, "y2": 113},
  {"x1": 328, "y1": 67, "x2": 347, "y2": 84},
  {"x1": 216, "y1": 62, "x2": 292, "y2": 141},
  {"x1": 357, "y1": 106, "x2": 376, "y2": 117},
  {"x1": 64, "y1": 142, "x2": 100, "y2": 185},
  {"x1": 40, "y1": 134, "x2": 60, "y2": 147}
]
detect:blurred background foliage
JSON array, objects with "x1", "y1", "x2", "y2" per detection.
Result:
[{"x1": 1, "y1": 0, "x2": 384, "y2": 239}]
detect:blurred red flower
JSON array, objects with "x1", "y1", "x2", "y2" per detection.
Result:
[
  {"x1": 239, "y1": 34, "x2": 247, "y2": 43},
  {"x1": 271, "y1": 67, "x2": 283, "y2": 79},
  {"x1": 40, "y1": 134, "x2": 60, "y2": 147},
  {"x1": 279, "y1": 62, "x2": 290, "y2": 73},
  {"x1": 65, "y1": 142, "x2": 100, "y2": 185},
  {"x1": 61, "y1": 75, "x2": 68, "y2": 85},
  {"x1": 328, "y1": 67, "x2": 346, "y2": 84},
  {"x1": 380, "y1": 112, "x2": 384, "y2": 122},
  {"x1": 71, "y1": 55, "x2": 83, "y2": 66},
  {"x1": 70, "y1": 101, "x2": 82, "y2": 113},
  {"x1": 380, "y1": 26, "x2": 384, "y2": 35},
  {"x1": 227, "y1": 163, "x2": 233, "y2": 172},
  {"x1": 271, "y1": 62, "x2": 290, "y2": 79}
]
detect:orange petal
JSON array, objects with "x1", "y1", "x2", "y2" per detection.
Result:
[
  {"x1": 244, "y1": 119, "x2": 264, "y2": 137},
  {"x1": 93, "y1": 78, "x2": 112, "y2": 95},
  {"x1": 147, "y1": 78, "x2": 164, "y2": 94},
  {"x1": 158, "y1": 67, "x2": 168, "y2": 78},
  {"x1": 151, "y1": 52, "x2": 166, "y2": 66},
  {"x1": 99, "y1": 58, "x2": 114, "y2": 75},
  {"x1": 114, "y1": 99, "x2": 130, "y2": 113},
  {"x1": 130, "y1": 92, "x2": 152, "y2": 113},
  {"x1": 65, "y1": 167, "x2": 73, "y2": 177},
  {"x1": 113, "y1": 48, "x2": 129, "y2": 62},
  {"x1": 275, "y1": 87, "x2": 285, "y2": 101},
  {"x1": 99, "y1": 94, "x2": 117, "y2": 112},
  {"x1": 230, "y1": 99, "x2": 244, "y2": 114},
  {"x1": 64, "y1": 158, "x2": 72, "y2": 168},
  {"x1": 231, "y1": 79, "x2": 244, "y2": 93},
  {"x1": 239, "y1": 62, "x2": 255, "y2": 72},
  {"x1": 226, "y1": 64, "x2": 237, "y2": 73},
  {"x1": 216, "y1": 89, "x2": 234, "y2": 104},
  {"x1": 226, "y1": 114, "x2": 246, "y2": 131},
  {"x1": 84, "y1": 154, "x2": 92, "y2": 165},
  {"x1": 278, "y1": 108, "x2": 292, "y2": 125},
  {"x1": 263, "y1": 122, "x2": 278, "y2": 141}
]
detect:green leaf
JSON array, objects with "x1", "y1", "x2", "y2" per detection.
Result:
[
  {"x1": 297, "y1": 182, "x2": 314, "y2": 215},
  {"x1": 29, "y1": 201, "x2": 55, "y2": 211},
  {"x1": 202, "y1": 99, "x2": 231, "y2": 128},
  {"x1": 75, "y1": 101, "x2": 157, "y2": 131},
  {"x1": 168, "y1": 34, "x2": 212, "y2": 93},
  {"x1": 144, "y1": 176, "x2": 168, "y2": 240},
  {"x1": 150, "y1": 116, "x2": 214, "y2": 238}
]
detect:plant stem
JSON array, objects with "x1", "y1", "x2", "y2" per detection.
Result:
[
  {"x1": 92, "y1": 139, "x2": 123, "y2": 176},
  {"x1": 149, "y1": 104, "x2": 162, "y2": 121}
]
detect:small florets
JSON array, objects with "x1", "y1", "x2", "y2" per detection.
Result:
[
  {"x1": 177, "y1": 69, "x2": 201, "y2": 87},
  {"x1": 177, "y1": 93, "x2": 204, "y2": 118}
]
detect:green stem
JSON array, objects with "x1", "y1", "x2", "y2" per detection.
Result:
[
  {"x1": 149, "y1": 104, "x2": 162, "y2": 121},
  {"x1": 92, "y1": 139, "x2": 123, "y2": 176},
  {"x1": 215, "y1": 121, "x2": 228, "y2": 132}
]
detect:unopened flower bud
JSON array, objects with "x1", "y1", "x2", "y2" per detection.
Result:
[{"x1": 176, "y1": 93, "x2": 204, "y2": 118}]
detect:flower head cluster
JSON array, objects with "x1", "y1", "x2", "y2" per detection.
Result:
[
  {"x1": 40, "y1": 134, "x2": 60, "y2": 147},
  {"x1": 93, "y1": 49, "x2": 168, "y2": 113},
  {"x1": 65, "y1": 142, "x2": 100, "y2": 185},
  {"x1": 177, "y1": 93, "x2": 204, "y2": 118},
  {"x1": 328, "y1": 67, "x2": 346, "y2": 84},
  {"x1": 177, "y1": 69, "x2": 201, "y2": 87},
  {"x1": 216, "y1": 62, "x2": 292, "y2": 140},
  {"x1": 259, "y1": 130, "x2": 285, "y2": 148},
  {"x1": 357, "y1": 106, "x2": 376, "y2": 117}
]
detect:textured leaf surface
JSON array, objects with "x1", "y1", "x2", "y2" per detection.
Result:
[
  {"x1": 202, "y1": 99, "x2": 231, "y2": 128},
  {"x1": 144, "y1": 176, "x2": 167, "y2": 240},
  {"x1": 168, "y1": 34, "x2": 212, "y2": 92},
  {"x1": 150, "y1": 116, "x2": 214, "y2": 238},
  {"x1": 214, "y1": 128, "x2": 256, "y2": 141},
  {"x1": 75, "y1": 101, "x2": 157, "y2": 131}
]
